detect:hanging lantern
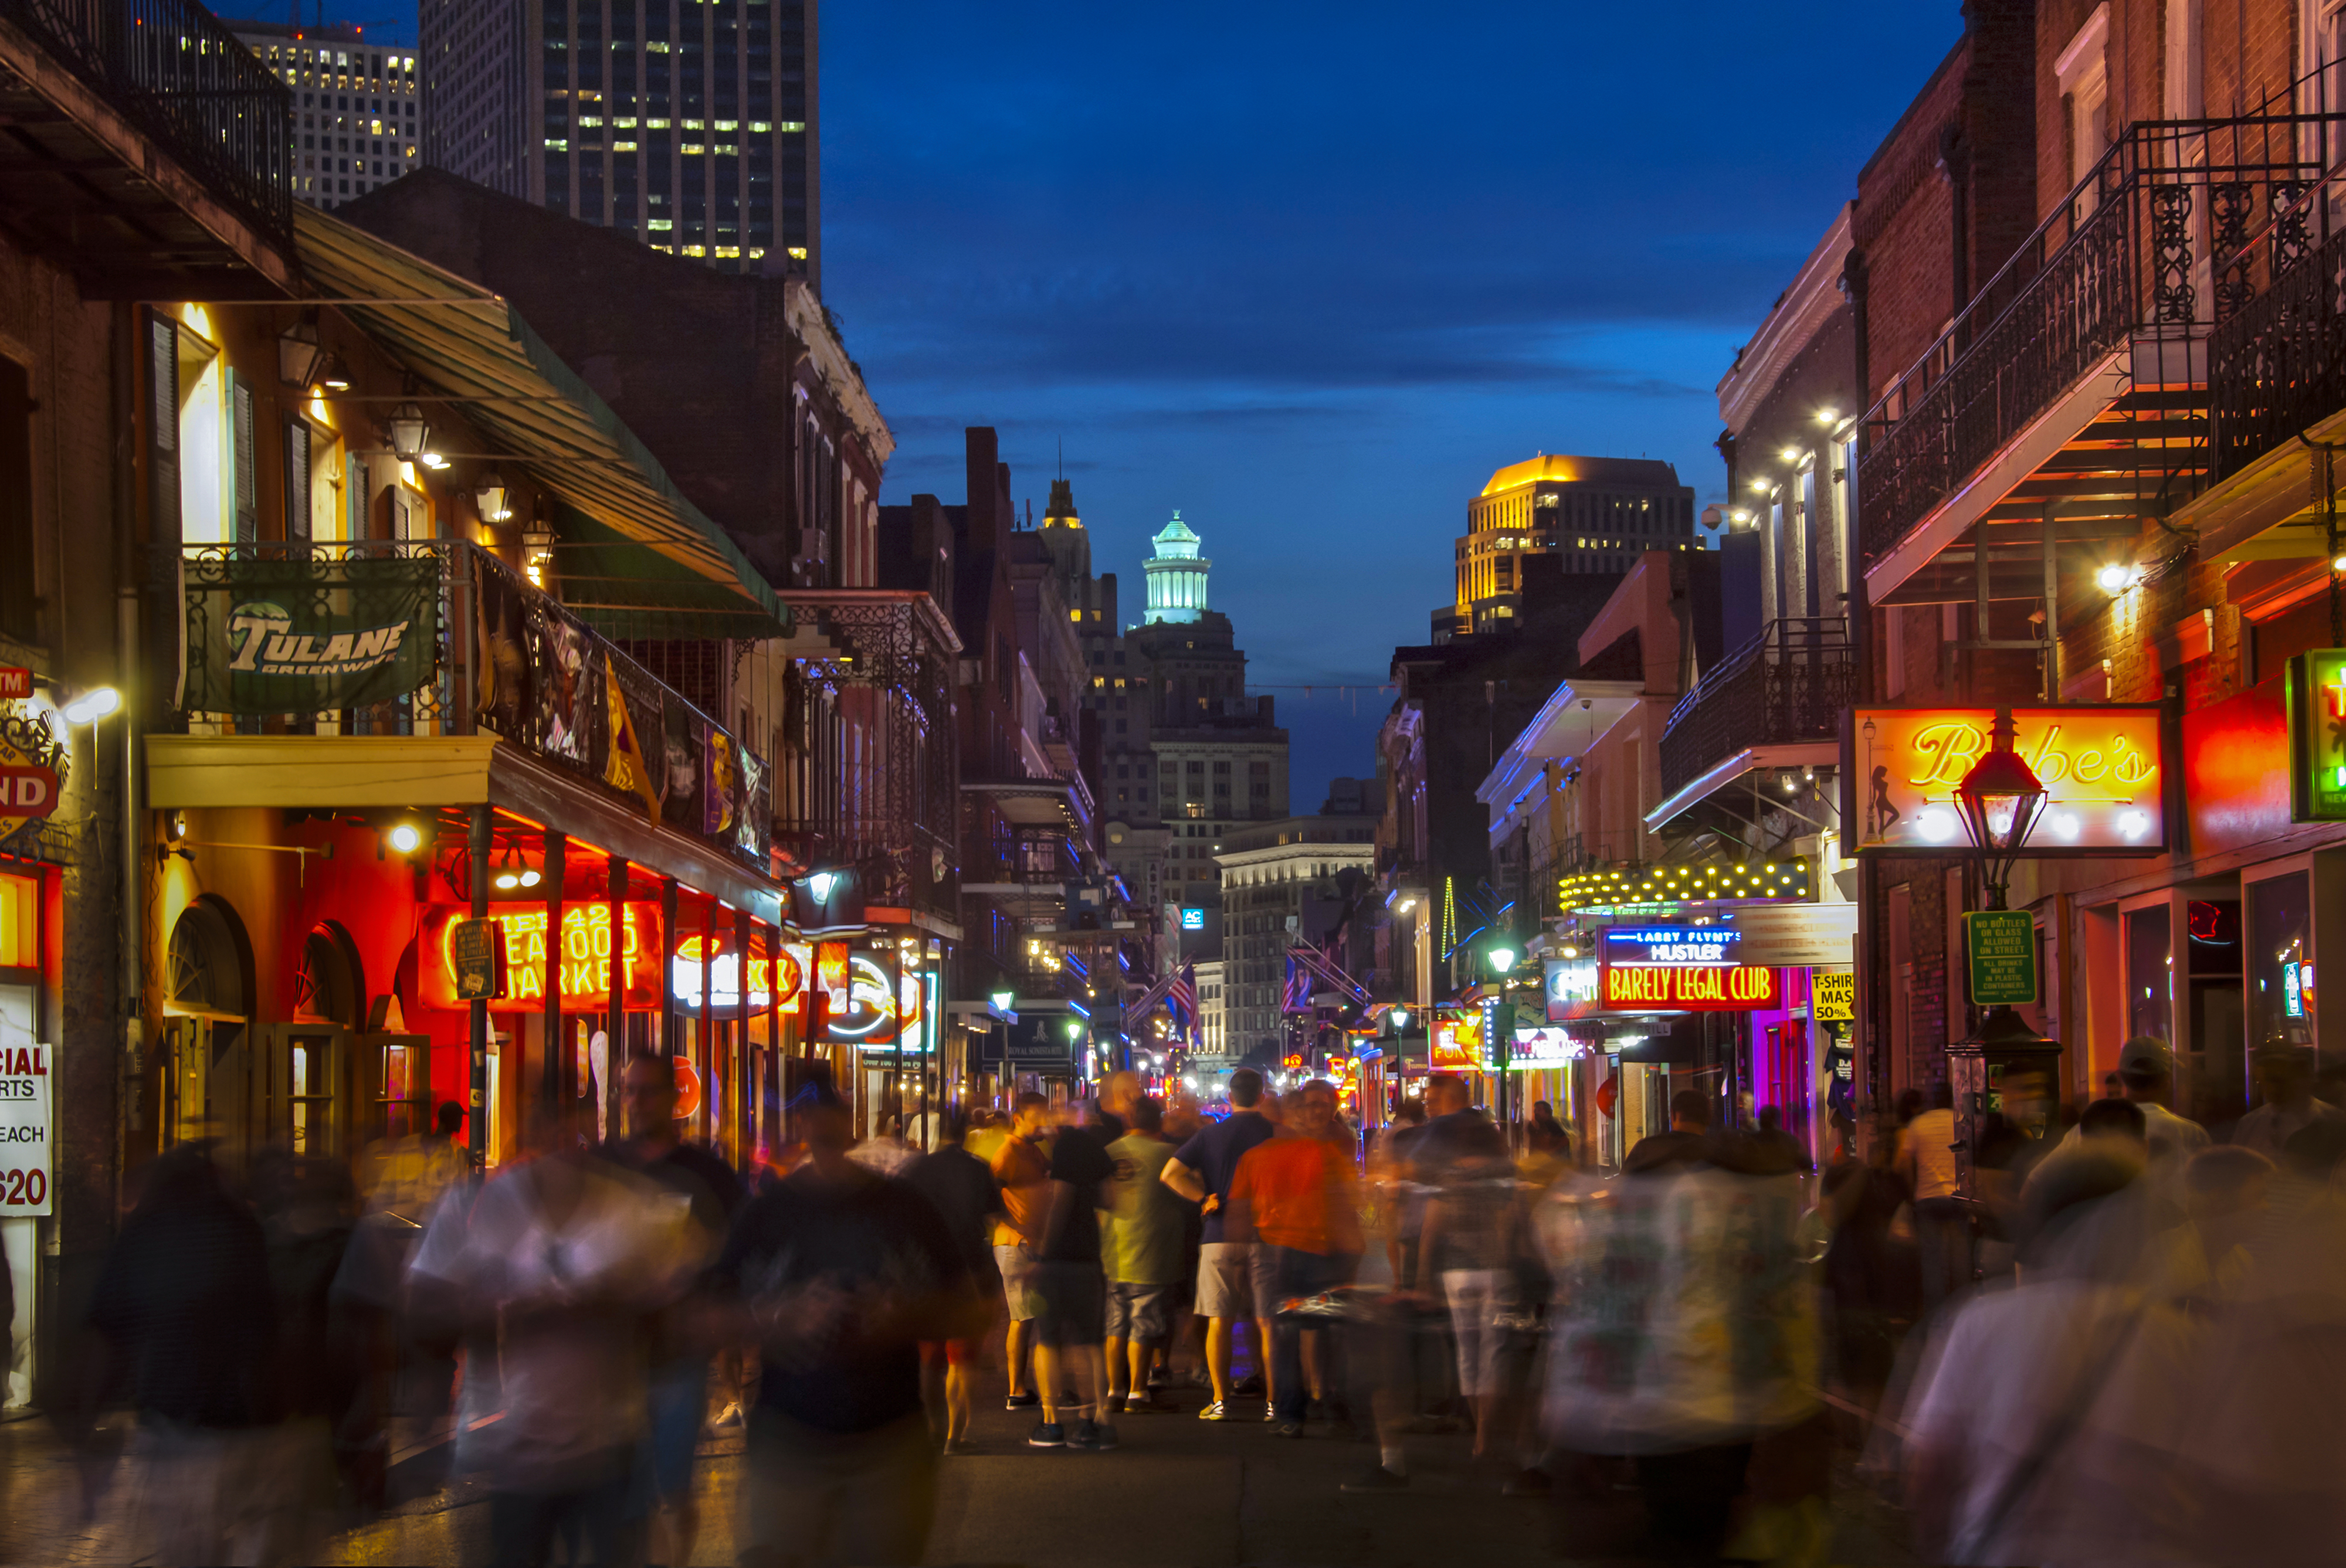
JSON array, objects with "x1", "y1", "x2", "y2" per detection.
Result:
[
  {"x1": 385, "y1": 402, "x2": 430, "y2": 462},
  {"x1": 473, "y1": 471, "x2": 511, "y2": 523},
  {"x1": 277, "y1": 317, "x2": 327, "y2": 388}
]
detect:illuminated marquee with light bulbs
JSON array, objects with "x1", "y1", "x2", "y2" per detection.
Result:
[
  {"x1": 1557, "y1": 857, "x2": 1811, "y2": 912},
  {"x1": 1848, "y1": 706, "x2": 2166, "y2": 856}
]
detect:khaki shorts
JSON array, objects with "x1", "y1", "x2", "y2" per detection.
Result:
[
  {"x1": 994, "y1": 1242, "x2": 1040, "y2": 1322},
  {"x1": 1195, "y1": 1241, "x2": 1257, "y2": 1320}
]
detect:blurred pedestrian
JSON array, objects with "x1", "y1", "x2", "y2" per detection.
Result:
[
  {"x1": 1026, "y1": 1101, "x2": 1116, "y2": 1450},
  {"x1": 2055, "y1": 1038, "x2": 2211, "y2": 1167},
  {"x1": 1229, "y1": 1080, "x2": 1362, "y2": 1438},
  {"x1": 715, "y1": 1087, "x2": 981, "y2": 1568},
  {"x1": 1751, "y1": 1106, "x2": 1812, "y2": 1173},
  {"x1": 905, "y1": 1104, "x2": 1004, "y2": 1451},
  {"x1": 1899, "y1": 1081, "x2": 1970, "y2": 1311},
  {"x1": 1163, "y1": 1065, "x2": 1277, "y2": 1418},
  {"x1": 988, "y1": 1092, "x2": 1052, "y2": 1411},
  {"x1": 849, "y1": 1114, "x2": 920, "y2": 1177},
  {"x1": 357, "y1": 1099, "x2": 469, "y2": 1226},
  {"x1": 1410, "y1": 1074, "x2": 1514, "y2": 1460},
  {"x1": 1102, "y1": 1097, "x2": 1185, "y2": 1414},
  {"x1": 85, "y1": 1142, "x2": 278, "y2": 1566},
  {"x1": 408, "y1": 1105, "x2": 705, "y2": 1567},
  {"x1": 2235, "y1": 1048, "x2": 2340, "y2": 1162},
  {"x1": 1626, "y1": 1088, "x2": 1714, "y2": 1174},
  {"x1": 608, "y1": 1054, "x2": 745, "y2": 1568}
]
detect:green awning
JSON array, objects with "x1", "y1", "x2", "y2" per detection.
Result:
[{"x1": 294, "y1": 205, "x2": 788, "y2": 637}]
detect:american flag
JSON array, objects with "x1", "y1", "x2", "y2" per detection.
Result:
[
  {"x1": 1282, "y1": 955, "x2": 1313, "y2": 1013},
  {"x1": 1167, "y1": 962, "x2": 1198, "y2": 1025}
]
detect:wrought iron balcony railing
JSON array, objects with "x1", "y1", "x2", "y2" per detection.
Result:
[
  {"x1": 175, "y1": 538, "x2": 771, "y2": 871},
  {"x1": 5, "y1": 0, "x2": 295, "y2": 249},
  {"x1": 2210, "y1": 219, "x2": 2346, "y2": 478},
  {"x1": 774, "y1": 591, "x2": 961, "y2": 919},
  {"x1": 1858, "y1": 84, "x2": 2343, "y2": 564},
  {"x1": 1658, "y1": 617, "x2": 1853, "y2": 796}
]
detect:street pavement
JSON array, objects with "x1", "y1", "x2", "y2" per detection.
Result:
[{"x1": 5, "y1": 1372, "x2": 1926, "y2": 1566}]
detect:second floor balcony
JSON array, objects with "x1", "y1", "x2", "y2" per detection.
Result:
[
  {"x1": 1857, "y1": 86, "x2": 2342, "y2": 607},
  {"x1": 1658, "y1": 617, "x2": 1852, "y2": 799},
  {"x1": 2, "y1": 0, "x2": 297, "y2": 283}
]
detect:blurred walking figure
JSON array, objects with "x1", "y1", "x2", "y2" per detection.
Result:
[
  {"x1": 1102, "y1": 1097, "x2": 1186, "y2": 1414},
  {"x1": 2055, "y1": 1037, "x2": 2210, "y2": 1166},
  {"x1": 2235, "y1": 1047, "x2": 2341, "y2": 1162},
  {"x1": 1027, "y1": 1099, "x2": 1117, "y2": 1450},
  {"x1": 608, "y1": 1054, "x2": 745, "y2": 1568},
  {"x1": 905, "y1": 1104, "x2": 1005, "y2": 1451},
  {"x1": 716, "y1": 1087, "x2": 980, "y2": 1568},
  {"x1": 408, "y1": 1103, "x2": 707, "y2": 1567},
  {"x1": 1899, "y1": 1082, "x2": 1971, "y2": 1311},
  {"x1": 1408, "y1": 1074, "x2": 1515, "y2": 1460},
  {"x1": 1164, "y1": 1066, "x2": 1277, "y2": 1418},
  {"x1": 1228, "y1": 1079, "x2": 1362, "y2": 1438},
  {"x1": 84, "y1": 1142, "x2": 279, "y2": 1566},
  {"x1": 988, "y1": 1092, "x2": 1053, "y2": 1410}
]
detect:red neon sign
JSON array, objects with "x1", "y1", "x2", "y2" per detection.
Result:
[
  {"x1": 1600, "y1": 963, "x2": 1779, "y2": 1012},
  {"x1": 422, "y1": 903, "x2": 665, "y2": 1012}
]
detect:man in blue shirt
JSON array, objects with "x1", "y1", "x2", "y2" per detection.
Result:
[{"x1": 1162, "y1": 1068, "x2": 1277, "y2": 1418}]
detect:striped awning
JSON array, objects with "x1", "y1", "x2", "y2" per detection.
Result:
[{"x1": 294, "y1": 205, "x2": 786, "y2": 636}]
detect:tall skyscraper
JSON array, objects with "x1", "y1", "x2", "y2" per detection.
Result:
[
  {"x1": 231, "y1": 21, "x2": 421, "y2": 209},
  {"x1": 1443, "y1": 454, "x2": 1696, "y2": 639},
  {"x1": 418, "y1": 0, "x2": 818, "y2": 281}
]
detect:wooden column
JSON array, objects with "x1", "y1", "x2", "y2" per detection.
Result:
[
  {"x1": 604, "y1": 854, "x2": 628, "y2": 1142},
  {"x1": 467, "y1": 805, "x2": 490, "y2": 1167}
]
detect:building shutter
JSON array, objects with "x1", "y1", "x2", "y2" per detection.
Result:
[
  {"x1": 347, "y1": 455, "x2": 368, "y2": 539},
  {"x1": 284, "y1": 418, "x2": 311, "y2": 540},
  {"x1": 230, "y1": 371, "x2": 257, "y2": 544}
]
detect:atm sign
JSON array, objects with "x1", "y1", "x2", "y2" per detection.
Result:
[{"x1": 1601, "y1": 963, "x2": 1779, "y2": 1011}]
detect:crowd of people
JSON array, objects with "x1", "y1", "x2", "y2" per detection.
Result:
[{"x1": 53, "y1": 1035, "x2": 2346, "y2": 1566}]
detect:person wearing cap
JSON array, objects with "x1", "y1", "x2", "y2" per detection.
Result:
[{"x1": 2054, "y1": 1038, "x2": 2210, "y2": 1166}]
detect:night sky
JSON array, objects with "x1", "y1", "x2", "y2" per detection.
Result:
[{"x1": 344, "y1": 2, "x2": 1966, "y2": 805}]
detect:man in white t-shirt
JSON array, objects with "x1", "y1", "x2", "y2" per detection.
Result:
[{"x1": 1900, "y1": 1081, "x2": 1968, "y2": 1311}]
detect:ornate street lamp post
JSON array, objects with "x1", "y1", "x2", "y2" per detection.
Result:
[{"x1": 1947, "y1": 708, "x2": 2059, "y2": 1204}]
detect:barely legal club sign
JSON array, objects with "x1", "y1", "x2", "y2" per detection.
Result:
[
  {"x1": 1598, "y1": 926, "x2": 1779, "y2": 1013},
  {"x1": 1849, "y1": 706, "x2": 2165, "y2": 854}
]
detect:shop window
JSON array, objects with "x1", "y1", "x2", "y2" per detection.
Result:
[
  {"x1": 2248, "y1": 873, "x2": 2314, "y2": 1065},
  {"x1": 294, "y1": 922, "x2": 362, "y2": 1027}
]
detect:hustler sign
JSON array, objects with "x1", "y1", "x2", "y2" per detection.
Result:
[{"x1": 1598, "y1": 925, "x2": 1779, "y2": 1013}]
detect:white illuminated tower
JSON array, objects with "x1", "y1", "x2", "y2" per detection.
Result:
[{"x1": 1143, "y1": 511, "x2": 1210, "y2": 625}]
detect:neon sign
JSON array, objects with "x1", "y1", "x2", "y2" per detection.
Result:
[
  {"x1": 1599, "y1": 926, "x2": 1742, "y2": 966},
  {"x1": 1600, "y1": 963, "x2": 1778, "y2": 1011},
  {"x1": 823, "y1": 953, "x2": 928, "y2": 1048},
  {"x1": 423, "y1": 904, "x2": 663, "y2": 1012},
  {"x1": 2287, "y1": 651, "x2": 2346, "y2": 822},
  {"x1": 1852, "y1": 706, "x2": 2165, "y2": 854},
  {"x1": 670, "y1": 936, "x2": 806, "y2": 1013}
]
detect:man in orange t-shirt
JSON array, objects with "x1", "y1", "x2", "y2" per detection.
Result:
[
  {"x1": 1228, "y1": 1080, "x2": 1361, "y2": 1434},
  {"x1": 989, "y1": 1092, "x2": 1053, "y2": 1408}
]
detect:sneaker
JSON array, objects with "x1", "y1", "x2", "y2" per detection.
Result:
[
  {"x1": 1340, "y1": 1465, "x2": 1409, "y2": 1493},
  {"x1": 1235, "y1": 1372, "x2": 1265, "y2": 1394},
  {"x1": 1262, "y1": 1406, "x2": 1280, "y2": 1423},
  {"x1": 1093, "y1": 1421, "x2": 1120, "y2": 1451},
  {"x1": 1106, "y1": 1393, "x2": 1127, "y2": 1416},
  {"x1": 1026, "y1": 1420, "x2": 1065, "y2": 1448},
  {"x1": 1066, "y1": 1419, "x2": 1103, "y2": 1451},
  {"x1": 1125, "y1": 1393, "x2": 1173, "y2": 1414},
  {"x1": 709, "y1": 1402, "x2": 745, "y2": 1431},
  {"x1": 1271, "y1": 1419, "x2": 1305, "y2": 1439},
  {"x1": 1198, "y1": 1400, "x2": 1233, "y2": 1421},
  {"x1": 1005, "y1": 1391, "x2": 1039, "y2": 1411},
  {"x1": 1503, "y1": 1467, "x2": 1554, "y2": 1498}
]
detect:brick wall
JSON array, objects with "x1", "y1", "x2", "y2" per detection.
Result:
[{"x1": 1856, "y1": 44, "x2": 1967, "y2": 399}]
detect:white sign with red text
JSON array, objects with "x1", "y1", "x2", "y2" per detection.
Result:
[{"x1": 0, "y1": 989, "x2": 50, "y2": 1214}]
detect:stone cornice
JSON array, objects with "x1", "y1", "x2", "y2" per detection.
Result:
[
  {"x1": 1717, "y1": 203, "x2": 1853, "y2": 435},
  {"x1": 785, "y1": 277, "x2": 894, "y2": 466}
]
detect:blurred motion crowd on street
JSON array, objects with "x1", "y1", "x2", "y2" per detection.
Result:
[{"x1": 46, "y1": 1036, "x2": 2346, "y2": 1566}]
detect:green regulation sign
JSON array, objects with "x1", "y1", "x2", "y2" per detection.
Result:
[{"x1": 1964, "y1": 909, "x2": 2037, "y2": 1006}]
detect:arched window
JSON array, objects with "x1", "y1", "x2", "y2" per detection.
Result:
[
  {"x1": 294, "y1": 921, "x2": 364, "y2": 1027},
  {"x1": 168, "y1": 897, "x2": 249, "y2": 1018}
]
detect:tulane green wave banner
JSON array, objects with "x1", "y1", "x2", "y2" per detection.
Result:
[{"x1": 182, "y1": 554, "x2": 440, "y2": 715}]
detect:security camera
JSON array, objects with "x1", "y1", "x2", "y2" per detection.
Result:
[{"x1": 1581, "y1": 699, "x2": 1592, "y2": 710}]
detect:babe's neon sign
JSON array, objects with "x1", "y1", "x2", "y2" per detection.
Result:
[{"x1": 1853, "y1": 706, "x2": 2165, "y2": 854}]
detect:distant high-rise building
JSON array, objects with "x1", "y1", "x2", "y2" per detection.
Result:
[
  {"x1": 1444, "y1": 454, "x2": 1696, "y2": 639},
  {"x1": 1143, "y1": 511, "x2": 1209, "y2": 624},
  {"x1": 229, "y1": 21, "x2": 420, "y2": 210},
  {"x1": 418, "y1": 0, "x2": 818, "y2": 281}
]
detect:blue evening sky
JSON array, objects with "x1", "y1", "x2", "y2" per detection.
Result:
[{"x1": 822, "y1": 2, "x2": 1964, "y2": 805}]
